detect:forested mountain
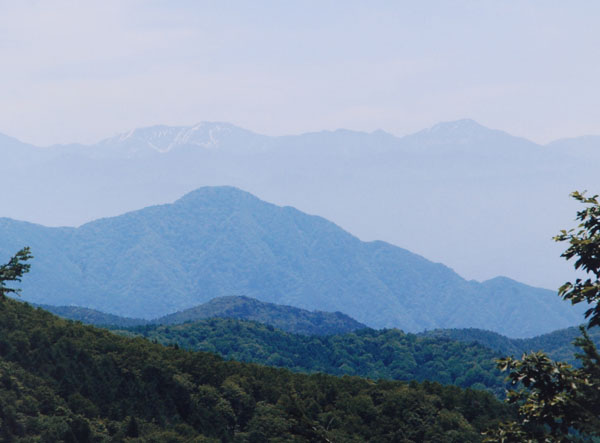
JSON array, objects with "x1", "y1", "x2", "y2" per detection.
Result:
[
  {"x1": 155, "y1": 296, "x2": 367, "y2": 335},
  {"x1": 35, "y1": 297, "x2": 595, "y2": 390},
  {"x1": 423, "y1": 326, "x2": 600, "y2": 366},
  {"x1": 1, "y1": 120, "x2": 599, "y2": 290},
  {"x1": 39, "y1": 296, "x2": 366, "y2": 335},
  {"x1": 421, "y1": 329, "x2": 523, "y2": 358},
  {"x1": 35, "y1": 303, "x2": 149, "y2": 328},
  {"x1": 0, "y1": 297, "x2": 513, "y2": 441},
  {"x1": 38, "y1": 297, "x2": 596, "y2": 378},
  {"x1": 0, "y1": 187, "x2": 583, "y2": 337},
  {"x1": 118, "y1": 318, "x2": 507, "y2": 396}
]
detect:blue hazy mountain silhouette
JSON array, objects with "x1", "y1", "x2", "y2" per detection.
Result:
[
  {"x1": 1, "y1": 119, "x2": 597, "y2": 291},
  {"x1": 0, "y1": 186, "x2": 584, "y2": 337}
]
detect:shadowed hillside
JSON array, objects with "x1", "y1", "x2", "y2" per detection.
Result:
[
  {"x1": 155, "y1": 295, "x2": 367, "y2": 335},
  {"x1": 0, "y1": 297, "x2": 513, "y2": 441},
  {"x1": 117, "y1": 318, "x2": 508, "y2": 396},
  {"x1": 422, "y1": 326, "x2": 600, "y2": 366},
  {"x1": 39, "y1": 296, "x2": 366, "y2": 336}
]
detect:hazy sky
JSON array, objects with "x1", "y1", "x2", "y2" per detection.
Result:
[{"x1": 1, "y1": 1, "x2": 599, "y2": 146}]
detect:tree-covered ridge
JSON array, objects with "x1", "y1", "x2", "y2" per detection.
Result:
[
  {"x1": 421, "y1": 326, "x2": 600, "y2": 366},
  {"x1": 39, "y1": 296, "x2": 600, "y2": 366},
  {"x1": 35, "y1": 303, "x2": 149, "y2": 328},
  {"x1": 0, "y1": 298, "x2": 513, "y2": 442},
  {"x1": 38, "y1": 296, "x2": 597, "y2": 393},
  {"x1": 155, "y1": 295, "x2": 367, "y2": 335},
  {"x1": 117, "y1": 318, "x2": 507, "y2": 396},
  {"x1": 36, "y1": 295, "x2": 366, "y2": 335}
]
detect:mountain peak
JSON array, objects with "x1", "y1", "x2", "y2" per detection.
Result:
[
  {"x1": 402, "y1": 118, "x2": 538, "y2": 149},
  {"x1": 156, "y1": 295, "x2": 368, "y2": 335},
  {"x1": 3, "y1": 185, "x2": 583, "y2": 337},
  {"x1": 0, "y1": 132, "x2": 37, "y2": 150},
  {"x1": 175, "y1": 186, "x2": 260, "y2": 207},
  {"x1": 98, "y1": 122, "x2": 257, "y2": 153},
  {"x1": 428, "y1": 118, "x2": 487, "y2": 133}
]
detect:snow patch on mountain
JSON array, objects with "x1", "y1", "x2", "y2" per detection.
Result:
[{"x1": 98, "y1": 122, "x2": 248, "y2": 153}]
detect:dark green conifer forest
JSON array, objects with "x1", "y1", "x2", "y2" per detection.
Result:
[
  {"x1": 0, "y1": 298, "x2": 512, "y2": 441},
  {"x1": 117, "y1": 319, "x2": 507, "y2": 395}
]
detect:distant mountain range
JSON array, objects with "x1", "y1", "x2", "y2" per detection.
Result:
[
  {"x1": 0, "y1": 119, "x2": 598, "y2": 290},
  {"x1": 37, "y1": 295, "x2": 366, "y2": 336},
  {"x1": 39, "y1": 294, "x2": 597, "y2": 367},
  {"x1": 3, "y1": 186, "x2": 584, "y2": 337}
]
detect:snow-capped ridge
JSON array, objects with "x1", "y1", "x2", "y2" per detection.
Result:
[{"x1": 98, "y1": 122, "x2": 255, "y2": 153}]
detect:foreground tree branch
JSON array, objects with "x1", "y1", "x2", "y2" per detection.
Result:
[
  {"x1": 486, "y1": 192, "x2": 600, "y2": 441},
  {"x1": 0, "y1": 247, "x2": 33, "y2": 298}
]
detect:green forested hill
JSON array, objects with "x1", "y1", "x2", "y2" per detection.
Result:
[
  {"x1": 422, "y1": 326, "x2": 600, "y2": 366},
  {"x1": 516, "y1": 325, "x2": 600, "y2": 363},
  {"x1": 36, "y1": 295, "x2": 366, "y2": 335},
  {"x1": 118, "y1": 318, "x2": 507, "y2": 396},
  {"x1": 155, "y1": 295, "x2": 367, "y2": 335},
  {"x1": 421, "y1": 329, "x2": 521, "y2": 357},
  {"x1": 0, "y1": 186, "x2": 583, "y2": 337},
  {"x1": 37, "y1": 297, "x2": 595, "y2": 390},
  {"x1": 35, "y1": 303, "x2": 149, "y2": 327},
  {"x1": 0, "y1": 298, "x2": 512, "y2": 441},
  {"x1": 37, "y1": 297, "x2": 593, "y2": 394}
]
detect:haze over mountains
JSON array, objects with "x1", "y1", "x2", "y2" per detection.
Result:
[
  {"x1": 0, "y1": 186, "x2": 584, "y2": 337},
  {"x1": 0, "y1": 119, "x2": 598, "y2": 290}
]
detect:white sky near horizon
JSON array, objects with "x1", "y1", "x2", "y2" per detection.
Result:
[{"x1": 1, "y1": 1, "x2": 599, "y2": 146}]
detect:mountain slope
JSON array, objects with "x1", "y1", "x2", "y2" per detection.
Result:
[
  {"x1": 38, "y1": 296, "x2": 367, "y2": 336},
  {"x1": 0, "y1": 296, "x2": 511, "y2": 441},
  {"x1": 1, "y1": 120, "x2": 598, "y2": 291},
  {"x1": 118, "y1": 318, "x2": 507, "y2": 395},
  {"x1": 35, "y1": 303, "x2": 149, "y2": 328},
  {"x1": 95, "y1": 122, "x2": 267, "y2": 157},
  {"x1": 35, "y1": 294, "x2": 597, "y2": 372},
  {"x1": 155, "y1": 296, "x2": 367, "y2": 335},
  {"x1": 423, "y1": 325, "x2": 600, "y2": 366},
  {"x1": 1, "y1": 186, "x2": 583, "y2": 337}
]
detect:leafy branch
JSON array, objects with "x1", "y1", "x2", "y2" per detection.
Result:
[{"x1": 0, "y1": 247, "x2": 33, "y2": 298}]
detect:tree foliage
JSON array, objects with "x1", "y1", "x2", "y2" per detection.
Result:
[
  {"x1": 119, "y1": 319, "x2": 508, "y2": 395},
  {"x1": 555, "y1": 191, "x2": 600, "y2": 328},
  {"x1": 0, "y1": 247, "x2": 33, "y2": 298},
  {"x1": 486, "y1": 191, "x2": 600, "y2": 441},
  {"x1": 421, "y1": 326, "x2": 600, "y2": 367},
  {"x1": 0, "y1": 297, "x2": 513, "y2": 441}
]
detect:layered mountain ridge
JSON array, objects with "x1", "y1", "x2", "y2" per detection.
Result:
[
  {"x1": 38, "y1": 295, "x2": 366, "y2": 336},
  {"x1": 96, "y1": 122, "x2": 266, "y2": 155},
  {"x1": 0, "y1": 118, "x2": 568, "y2": 152},
  {"x1": 2, "y1": 119, "x2": 598, "y2": 292},
  {"x1": 0, "y1": 297, "x2": 513, "y2": 441},
  {"x1": 1, "y1": 186, "x2": 584, "y2": 337}
]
